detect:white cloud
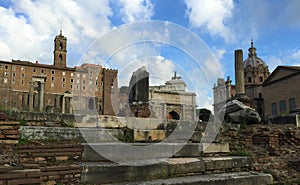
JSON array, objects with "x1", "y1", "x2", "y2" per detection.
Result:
[
  {"x1": 119, "y1": 0, "x2": 154, "y2": 23},
  {"x1": 291, "y1": 49, "x2": 300, "y2": 60},
  {"x1": 0, "y1": 0, "x2": 113, "y2": 65},
  {"x1": 265, "y1": 55, "x2": 283, "y2": 72},
  {"x1": 185, "y1": 0, "x2": 234, "y2": 42}
]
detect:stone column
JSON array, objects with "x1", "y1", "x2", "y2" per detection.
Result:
[
  {"x1": 225, "y1": 76, "x2": 232, "y2": 99},
  {"x1": 235, "y1": 50, "x2": 245, "y2": 94},
  {"x1": 162, "y1": 103, "x2": 166, "y2": 120},
  {"x1": 181, "y1": 104, "x2": 186, "y2": 120},
  {"x1": 29, "y1": 81, "x2": 34, "y2": 112},
  {"x1": 62, "y1": 96, "x2": 65, "y2": 114},
  {"x1": 69, "y1": 97, "x2": 73, "y2": 114},
  {"x1": 39, "y1": 82, "x2": 45, "y2": 112}
]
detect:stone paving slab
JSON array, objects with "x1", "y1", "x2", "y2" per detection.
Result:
[
  {"x1": 109, "y1": 172, "x2": 273, "y2": 185},
  {"x1": 79, "y1": 156, "x2": 252, "y2": 184}
]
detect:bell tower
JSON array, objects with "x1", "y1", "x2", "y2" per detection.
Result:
[{"x1": 53, "y1": 30, "x2": 67, "y2": 67}]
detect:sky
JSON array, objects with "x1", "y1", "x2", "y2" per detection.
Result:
[{"x1": 0, "y1": 0, "x2": 300, "y2": 110}]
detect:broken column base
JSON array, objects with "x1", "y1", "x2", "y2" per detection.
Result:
[{"x1": 233, "y1": 93, "x2": 250, "y2": 107}]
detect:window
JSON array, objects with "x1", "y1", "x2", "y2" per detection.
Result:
[
  {"x1": 3, "y1": 79, "x2": 8, "y2": 83},
  {"x1": 62, "y1": 84, "x2": 65, "y2": 88},
  {"x1": 51, "y1": 83, "x2": 54, "y2": 88},
  {"x1": 258, "y1": 93, "x2": 262, "y2": 98},
  {"x1": 83, "y1": 74, "x2": 86, "y2": 78},
  {"x1": 95, "y1": 80, "x2": 98, "y2": 86},
  {"x1": 83, "y1": 80, "x2": 86, "y2": 84},
  {"x1": 71, "y1": 84, "x2": 73, "y2": 89},
  {"x1": 59, "y1": 43, "x2": 63, "y2": 50},
  {"x1": 83, "y1": 86, "x2": 85, "y2": 90},
  {"x1": 21, "y1": 74, "x2": 25, "y2": 78},
  {"x1": 33, "y1": 68, "x2": 36, "y2": 72},
  {"x1": 272, "y1": 103, "x2": 277, "y2": 116},
  {"x1": 12, "y1": 73, "x2": 16, "y2": 77},
  {"x1": 52, "y1": 77, "x2": 54, "y2": 81},
  {"x1": 259, "y1": 76, "x2": 264, "y2": 82},
  {"x1": 62, "y1": 78, "x2": 65, "y2": 82},
  {"x1": 12, "y1": 66, "x2": 16, "y2": 71},
  {"x1": 12, "y1": 79, "x2": 15, "y2": 84},
  {"x1": 4, "y1": 72, "x2": 8, "y2": 77},
  {"x1": 59, "y1": 54, "x2": 62, "y2": 61},
  {"x1": 70, "y1": 79, "x2": 73, "y2": 83},
  {"x1": 52, "y1": 70, "x2": 55, "y2": 75},
  {"x1": 5, "y1": 65, "x2": 8, "y2": 70},
  {"x1": 77, "y1": 73, "x2": 80, "y2": 78},
  {"x1": 289, "y1": 98, "x2": 296, "y2": 111},
  {"x1": 21, "y1": 66, "x2": 24, "y2": 71},
  {"x1": 62, "y1": 71, "x2": 66, "y2": 76},
  {"x1": 71, "y1": 73, "x2": 74, "y2": 77},
  {"x1": 41, "y1": 69, "x2": 44, "y2": 74},
  {"x1": 248, "y1": 77, "x2": 252, "y2": 83},
  {"x1": 0, "y1": 64, "x2": 2, "y2": 69},
  {"x1": 21, "y1": 80, "x2": 24, "y2": 85},
  {"x1": 76, "y1": 79, "x2": 80, "y2": 84},
  {"x1": 279, "y1": 100, "x2": 286, "y2": 113}
]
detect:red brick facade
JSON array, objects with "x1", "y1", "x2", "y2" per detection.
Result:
[{"x1": 0, "y1": 32, "x2": 118, "y2": 115}]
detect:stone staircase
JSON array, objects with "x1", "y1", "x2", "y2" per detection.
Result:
[{"x1": 78, "y1": 143, "x2": 273, "y2": 184}]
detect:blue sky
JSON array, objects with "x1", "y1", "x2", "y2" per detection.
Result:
[{"x1": 0, "y1": 0, "x2": 300, "y2": 110}]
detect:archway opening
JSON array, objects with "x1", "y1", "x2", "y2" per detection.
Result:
[{"x1": 168, "y1": 110, "x2": 180, "y2": 120}]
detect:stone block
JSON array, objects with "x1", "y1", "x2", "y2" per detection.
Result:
[{"x1": 200, "y1": 142, "x2": 230, "y2": 154}]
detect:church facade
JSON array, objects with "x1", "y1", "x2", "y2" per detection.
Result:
[{"x1": 0, "y1": 31, "x2": 118, "y2": 115}]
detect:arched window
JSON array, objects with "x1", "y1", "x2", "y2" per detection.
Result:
[
  {"x1": 59, "y1": 54, "x2": 62, "y2": 61},
  {"x1": 248, "y1": 77, "x2": 252, "y2": 83},
  {"x1": 59, "y1": 43, "x2": 63, "y2": 50}
]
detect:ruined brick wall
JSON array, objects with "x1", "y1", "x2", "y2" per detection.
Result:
[
  {"x1": 221, "y1": 124, "x2": 300, "y2": 183},
  {"x1": 0, "y1": 121, "x2": 83, "y2": 184},
  {"x1": 0, "y1": 143, "x2": 82, "y2": 185}
]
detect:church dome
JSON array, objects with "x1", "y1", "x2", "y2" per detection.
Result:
[{"x1": 244, "y1": 41, "x2": 268, "y2": 68}]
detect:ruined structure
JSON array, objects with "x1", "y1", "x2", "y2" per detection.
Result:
[
  {"x1": 0, "y1": 31, "x2": 118, "y2": 115},
  {"x1": 213, "y1": 41, "x2": 270, "y2": 118},
  {"x1": 128, "y1": 66, "x2": 149, "y2": 104},
  {"x1": 119, "y1": 72, "x2": 197, "y2": 121}
]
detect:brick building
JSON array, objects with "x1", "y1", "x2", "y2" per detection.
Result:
[{"x1": 0, "y1": 31, "x2": 118, "y2": 115}]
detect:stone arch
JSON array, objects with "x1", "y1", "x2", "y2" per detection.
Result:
[{"x1": 168, "y1": 110, "x2": 180, "y2": 120}]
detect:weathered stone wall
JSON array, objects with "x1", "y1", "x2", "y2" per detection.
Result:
[
  {"x1": 20, "y1": 126, "x2": 123, "y2": 143},
  {"x1": 221, "y1": 124, "x2": 300, "y2": 184}
]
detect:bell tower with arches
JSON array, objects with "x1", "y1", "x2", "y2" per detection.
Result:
[{"x1": 53, "y1": 30, "x2": 67, "y2": 67}]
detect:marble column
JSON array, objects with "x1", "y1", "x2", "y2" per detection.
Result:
[
  {"x1": 39, "y1": 82, "x2": 45, "y2": 112},
  {"x1": 29, "y1": 81, "x2": 34, "y2": 112},
  {"x1": 62, "y1": 96, "x2": 65, "y2": 114},
  {"x1": 235, "y1": 49, "x2": 245, "y2": 94}
]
